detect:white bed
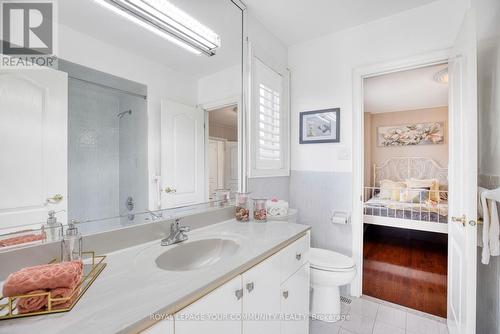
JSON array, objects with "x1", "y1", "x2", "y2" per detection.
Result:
[{"x1": 363, "y1": 157, "x2": 449, "y2": 234}]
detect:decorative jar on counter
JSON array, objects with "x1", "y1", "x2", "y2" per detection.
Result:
[
  {"x1": 235, "y1": 192, "x2": 250, "y2": 222},
  {"x1": 253, "y1": 198, "x2": 267, "y2": 222},
  {"x1": 214, "y1": 189, "x2": 231, "y2": 207}
]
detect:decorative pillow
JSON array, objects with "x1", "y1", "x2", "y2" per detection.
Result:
[
  {"x1": 379, "y1": 179, "x2": 406, "y2": 201},
  {"x1": 406, "y1": 178, "x2": 440, "y2": 202},
  {"x1": 400, "y1": 187, "x2": 431, "y2": 203}
]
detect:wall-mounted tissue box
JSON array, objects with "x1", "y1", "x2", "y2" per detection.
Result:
[{"x1": 331, "y1": 211, "x2": 350, "y2": 224}]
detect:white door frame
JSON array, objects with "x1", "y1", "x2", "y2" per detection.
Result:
[
  {"x1": 350, "y1": 49, "x2": 451, "y2": 297},
  {"x1": 201, "y1": 96, "x2": 243, "y2": 202}
]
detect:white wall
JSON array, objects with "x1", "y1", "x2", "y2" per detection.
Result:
[
  {"x1": 246, "y1": 13, "x2": 288, "y2": 72},
  {"x1": 474, "y1": 0, "x2": 500, "y2": 333},
  {"x1": 476, "y1": 0, "x2": 500, "y2": 179},
  {"x1": 58, "y1": 24, "x2": 199, "y2": 211},
  {"x1": 288, "y1": 0, "x2": 468, "y2": 173},
  {"x1": 198, "y1": 65, "x2": 241, "y2": 106}
]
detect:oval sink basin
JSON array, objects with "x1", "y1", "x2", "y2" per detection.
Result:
[{"x1": 155, "y1": 238, "x2": 240, "y2": 271}]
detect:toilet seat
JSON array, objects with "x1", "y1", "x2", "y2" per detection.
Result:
[{"x1": 310, "y1": 248, "x2": 355, "y2": 272}]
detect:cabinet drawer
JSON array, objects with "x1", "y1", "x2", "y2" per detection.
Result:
[{"x1": 280, "y1": 232, "x2": 310, "y2": 283}]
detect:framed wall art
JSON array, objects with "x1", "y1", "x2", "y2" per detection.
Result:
[{"x1": 299, "y1": 108, "x2": 340, "y2": 144}]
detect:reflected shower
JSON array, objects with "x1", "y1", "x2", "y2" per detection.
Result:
[{"x1": 117, "y1": 109, "x2": 132, "y2": 119}]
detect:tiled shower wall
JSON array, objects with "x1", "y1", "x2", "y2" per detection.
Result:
[
  {"x1": 68, "y1": 79, "x2": 120, "y2": 221},
  {"x1": 68, "y1": 79, "x2": 148, "y2": 223}
]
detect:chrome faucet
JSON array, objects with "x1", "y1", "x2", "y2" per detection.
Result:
[{"x1": 161, "y1": 218, "x2": 190, "y2": 246}]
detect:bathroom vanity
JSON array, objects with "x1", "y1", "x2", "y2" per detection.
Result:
[
  {"x1": 147, "y1": 227, "x2": 310, "y2": 334},
  {"x1": 1, "y1": 220, "x2": 310, "y2": 334}
]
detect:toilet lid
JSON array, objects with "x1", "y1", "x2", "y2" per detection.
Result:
[{"x1": 310, "y1": 248, "x2": 355, "y2": 271}]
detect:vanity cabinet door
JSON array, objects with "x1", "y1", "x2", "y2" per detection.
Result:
[
  {"x1": 175, "y1": 275, "x2": 242, "y2": 334},
  {"x1": 280, "y1": 263, "x2": 310, "y2": 334},
  {"x1": 242, "y1": 253, "x2": 281, "y2": 334}
]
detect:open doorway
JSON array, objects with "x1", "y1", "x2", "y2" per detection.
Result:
[
  {"x1": 361, "y1": 63, "x2": 449, "y2": 317},
  {"x1": 207, "y1": 105, "x2": 239, "y2": 200}
]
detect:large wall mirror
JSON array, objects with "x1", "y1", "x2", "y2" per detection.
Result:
[{"x1": 0, "y1": 0, "x2": 244, "y2": 238}]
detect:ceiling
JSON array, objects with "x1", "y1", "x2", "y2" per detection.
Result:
[
  {"x1": 244, "y1": 0, "x2": 439, "y2": 46},
  {"x1": 58, "y1": 0, "x2": 242, "y2": 78},
  {"x1": 364, "y1": 63, "x2": 448, "y2": 114},
  {"x1": 209, "y1": 105, "x2": 238, "y2": 127}
]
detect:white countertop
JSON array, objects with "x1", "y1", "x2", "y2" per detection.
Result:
[{"x1": 0, "y1": 220, "x2": 309, "y2": 334}]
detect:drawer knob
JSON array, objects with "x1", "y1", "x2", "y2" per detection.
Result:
[
  {"x1": 283, "y1": 290, "x2": 289, "y2": 299},
  {"x1": 246, "y1": 282, "x2": 254, "y2": 293},
  {"x1": 296, "y1": 253, "x2": 302, "y2": 261},
  {"x1": 235, "y1": 289, "x2": 243, "y2": 300}
]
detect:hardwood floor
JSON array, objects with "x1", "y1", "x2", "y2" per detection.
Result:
[{"x1": 363, "y1": 224, "x2": 448, "y2": 317}]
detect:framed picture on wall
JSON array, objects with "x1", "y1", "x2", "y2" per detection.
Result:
[
  {"x1": 299, "y1": 108, "x2": 340, "y2": 144},
  {"x1": 377, "y1": 122, "x2": 445, "y2": 147}
]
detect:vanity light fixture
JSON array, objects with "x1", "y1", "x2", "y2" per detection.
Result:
[{"x1": 92, "y1": 0, "x2": 221, "y2": 56}]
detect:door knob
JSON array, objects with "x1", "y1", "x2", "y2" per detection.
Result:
[
  {"x1": 235, "y1": 289, "x2": 243, "y2": 300},
  {"x1": 452, "y1": 215, "x2": 466, "y2": 226},
  {"x1": 46, "y1": 194, "x2": 63, "y2": 203},
  {"x1": 163, "y1": 187, "x2": 177, "y2": 194}
]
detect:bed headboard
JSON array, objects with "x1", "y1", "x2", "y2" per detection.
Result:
[{"x1": 373, "y1": 157, "x2": 448, "y2": 186}]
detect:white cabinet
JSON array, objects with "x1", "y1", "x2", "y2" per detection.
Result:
[
  {"x1": 142, "y1": 233, "x2": 310, "y2": 334},
  {"x1": 175, "y1": 275, "x2": 242, "y2": 334},
  {"x1": 242, "y1": 251, "x2": 282, "y2": 333},
  {"x1": 281, "y1": 263, "x2": 310, "y2": 334}
]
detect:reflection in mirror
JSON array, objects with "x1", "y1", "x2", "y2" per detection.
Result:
[{"x1": 0, "y1": 0, "x2": 243, "y2": 243}]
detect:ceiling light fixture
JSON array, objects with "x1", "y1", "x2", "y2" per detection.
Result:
[
  {"x1": 92, "y1": 0, "x2": 221, "y2": 56},
  {"x1": 433, "y1": 68, "x2": 449, "y2": 84}
]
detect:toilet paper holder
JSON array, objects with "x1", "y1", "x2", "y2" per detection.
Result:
[{"x1": 331, "y1": 211, "x2": 350, "y2": 224}]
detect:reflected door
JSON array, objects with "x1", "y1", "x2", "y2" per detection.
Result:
[
  {"x1": 208, "y1": 139, "x2": 225, "y2": 198},
  {"x1": 225, "y1": 141, "x2": 238, "y2": 193},
  {"x1": 161, "y1": 100, "x2": 205, "y2": 208},
  {"x1": 0, "y1": 69, "x2": 68, "y2": 230}
]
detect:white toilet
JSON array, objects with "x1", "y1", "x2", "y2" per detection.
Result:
[
  {"x1": 271, "y1": 208, "x2": 355, "y2": 322},
  {"x1": 309, "y1": 248, "x2": 356, "y2": 322}
]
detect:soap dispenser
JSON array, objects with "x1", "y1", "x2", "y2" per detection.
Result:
[
  {"x1": 41, "y1": 210, "x2": 63, "y2": 242},
  {"x1": 61, "y1": 220, "x2": 82, "y2": 262}
]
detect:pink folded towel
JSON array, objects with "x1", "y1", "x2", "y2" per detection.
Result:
[
  {"x1": 16, "y1": 287, "x2": 80, "y2": 314},
  {"x1": 2, "y1": 260, "x2": 83, "y2": 297},
  {"x1": 0, "y1": 233, "x2": 45, "y2": 247},
  {"x1": 3, "y1": 261, "x2": 83, "y2": 314}
]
